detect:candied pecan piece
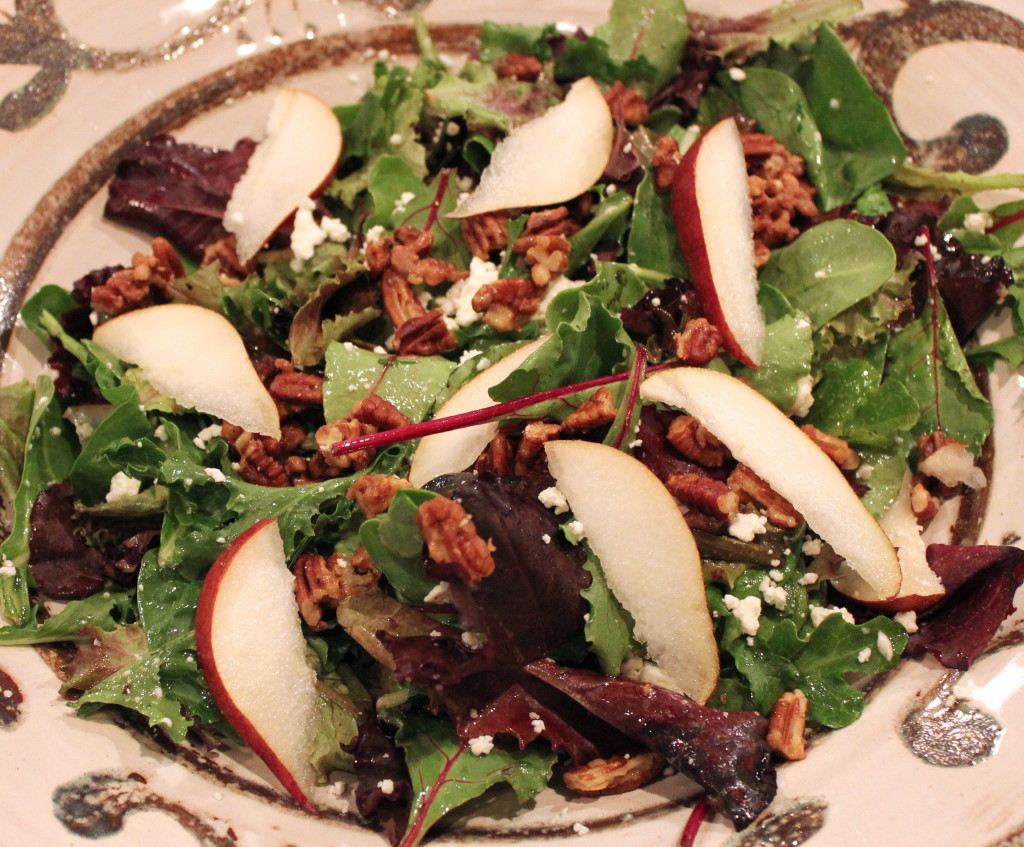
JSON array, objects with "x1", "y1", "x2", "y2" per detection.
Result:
[
  {"x1": 382, "y1": 272, "x2": 428, "y2": 327},
  {"x1": 800, "y1": 425, "x2": 859, "y2": 470},
  {"x1": 388, "y1": 226, "x2": 468, "y2": 287},
  {"x1": 910, "y1": 480, "x2": 939, "y2": 523},
  {"x1": 90, "y1": 237, "x2": 182, "y2": 316},
  {"x1": 666, "y1": 472, "x2": 739, "y2": 520},
  {"x1": 605, "y1": 81, "x2": 649, "y2": 126},
  {"x1": 652, "y1": 135, "x2": 682, "y2": 191},
  {"x1": 352, "y1": 394, "x2": 412, "y2": 431},
  {"x1": 674, "y1": 317, "x2": 723, "y2": 366},
  {"x1": 516, "y1": 233, "x2": 570, "y2": 286},
  {"x1": 316, "y1": 418, "x2": 378, "y2": 471},
  {"x1": 917, "y1": 431, "x2": 960, "y2": 461},
  {"x1": 666, "y1": 415, "x2": 730, "y2": 467},
  {"x1": 294, "y1": 550, "x2": 379, "y2": 630},
  {"x1": 563, "y1": 752, "x2": 666, "y2": 797},
  {"x1": 743, "y1": 132, "x2": 818, "y2": 267},
  {"x1": 461, "y1": 210, "x2": 511, "y2": 259},
  {"x1": 471, "y1": 276, "x2": 542, "y2": 331},
  {"x1": 269, "y1": 368, "x2": 324, "y2": 410},
  {"x1": 364, "y1": 236, "x2": 392, "y2": 272},
  {"x1": 474, "y1": 432, "x2": 513, "y2": 476},
  {"x1": 563, "y1": 388, "x2": 618, "y2": 433},
  {"x1": 494, "y1": 52, "x2": 544, "y2": 81},
  {"x1": 201, "y1": 235, "x2": 249, "y2": 278},
  {"x1": 767, "y1": 690, "x2": 808, "y2": 761},
  {"x1": 301, "y1": 450, "x2": 343, "y2": 483},
  {"x1": 394, "y1": 309, "x2": 458, "y2": 355},
  {"x1": 346, "y1": 474, "x2": 413, "y2": 518},
  {"x1": 417, "y1": 496, "x2": 495, "y2": 586},
  {"x1": 728, "y1": 463, "x2": 802, "y2": 528},
  {"x1": 521, "y1": 207, "x2": 573, "y2": 238},
  {"x1": 514, "y1": 421, "x2": 561, "y2": 475},
  {"x1": 237, "y1": 437, "x2": 290, "y2": 487}
]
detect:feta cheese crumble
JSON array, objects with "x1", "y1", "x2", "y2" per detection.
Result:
[
  {"x1": 106, "y1": 471, "x2": 142, "y2": 503},
  {"x1": 204, "y1": 467, "x2": 227, "y2": 483},
  {"x1": 876, "y1": 631, "x2": 894, "y2": 661},
  {"x1": 538, "y1": 486, "x2": 570, "y2": 515},
  {"x1": 894, "y1": 610, "x2": 918, "y2": 634},
  {"x1": 377, "y1": 779, "x2": 395, "y2": 794},
  {"x1": 857, "y1": 647, "x2": 872, "y2": 664},
  {"x1": 722, "y1": 594, "x2": 762, "y2": 636},
  {"x1": 809, "y1": 605, "x2": 856, "y2": 627},
  {"x1": 728, "y1": 511, "x2": 767, "y2": 542},
  {"x1": 759, "y1": 575, "x2": 788, "y2": 611},
  {"x1": 468, "y1": 735, "x2": 494, "y2": 756}
]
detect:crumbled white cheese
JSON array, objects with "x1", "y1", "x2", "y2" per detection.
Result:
[
  {"x1": 728, "y1": 512, "x2": 767, "y2": 542},
  {"x1": 461, "y1": 631, "x2": 487, "y2": 650},
  {"x1": 913, "y1": 233, "x2": 929, "y2": 247},
  {"x1": 809, "y1": 605, "x2": 856, "y2": 627},
  {"x1": 829, "y1": 97, "x2": 841, "y2": 109},
  {"x1": 801, "y1": 537, "x2": 823, "y2": 557},
  {"x1": 393, "y1": 191, "x2": 416, "y2": 214},
  {"x1": 106, "y1": 471, "x2": 142, "y2": 503},
  {"x1": 728, "y1": 67, "x2": 747, "y2": 81},
  {"x1": 193, "y1": 423, "x2": 223, "y2": 449},
  {"x1": 434, "y1": 256, "x2": 499, "y2": 328},
  {"x1": 876, "y1": 631, "x2": 894, "y2": 661},
  {"x1": 541, "y1": 533, "x2": 552, "y2": 545},
  {"x1": 476, "y1": 357, "x2": 491, "y2": 371},
  {"x1": 759, "y1": 575, "x2": 788, "y2": 611},
  {"x1": 573, "y1": 822, "x2": 590, "y2": 836},
  {"x1": 723, "y1": 594, "x2": 762, "y2": 636},
  {"x1": 855, "y1": 463, "x2": 875, "y2": 480},
  {"x1": 813, "y1": 269, "x2": 827, "y2": 279},
  {"x1": 377, "y1": 779, "x2": 395, "y2": 795},
  {"x1": 0, "y1": 557, "x2": 16, "y2": 577},
  {"x1": 798, "y1": 572, "x2": 819, "y2": 586},
  {"x1": 364, "y1": 224, "x2": 386, "y2": 245},
  {"x1": 320, "y1": 216, "x2": 351, "y2": 243},
  {"x1": 468, "y1": 735, "x2": 494, "y2": 756},
  {"x1": 650, "y1": 297, "x2": 661, "y2": 307},
  {"x1": 894, "y1": 610, "x2": 919, "y2": 634},
  {"x1": 857, "y1": 647, "x2": 872, "y2": 664},
  {"x1": 289, "y1": 198, "x2": 327, "y2": 269},
  {"x1": 530, "y1": 716, "x2": 546, "y2": 733},
  {"x1": 963, "y1": 211, "x2": 993, "y2": 233},
  {"x1": 769, "y1": 568, "x2": 784, "y2": 582},
  {"x1": 538, "y1": 486, "x2": 570, "y2": 515},
  {"x1": 565, "y1": 520, "x2": 585, "y2": 542},
  {"x1": 204, "y1": 467, "x2": 227, "y2": 483},
  {"x1": 458, "y1": 348, "x2": 482, "y2": 365},
  {"x1": 153, "y1": 424, "x2": 168, "y2": 442},
  {"x1": 389, "y1": 132, "x2": 403, "y2": 145},
  {"x1": 789, "y1": 374, "x2": 815, "y2": 417},
  {"x1": 423, "y1": 581, "x2": 451, "y2": 604}
]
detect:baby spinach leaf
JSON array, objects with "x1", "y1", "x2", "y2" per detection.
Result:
[
  {"x1": 396, "y1": 713, "x2": 554, "y2": 847},
  {"x1": 760, "y1": 220, "x2": 896, "y2": 328},
  {"x1": 627, "y1": 168, "x2": 687, "y2": 278},
  {"x1": 360, "y1": 488, "x2": 438, "y2": 604}
]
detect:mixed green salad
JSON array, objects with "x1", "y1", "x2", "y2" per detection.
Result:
[{"x1": 3, "y1": 0, "x2": 1024, "y2": 843}]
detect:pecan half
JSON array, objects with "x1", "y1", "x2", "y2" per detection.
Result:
[
  {"x1": 666, "y1": 415, "x2": 730, "y2": 467},
  {"x1": 346, "y1": 474, "x2": 413, "y2": 518},
  {"x1": 605, "y1": 81, "x2": 649, "y2": 126},
  {"x1": 675, "y1": 317, "x2": 723, "y2": 366},
  {"x1": 417, "y1": 496, "x2": 495, "y2": 586},
  {"x1": 767, "y1": 689, "x2": 809, "y2": 761},
  {"x1": 514, "y1": 421, "x2": 561, "y2": 475},
  {"x1": 90, "y1": 237, "x2": 182, "y2": 316},
  {"x1": 474, "y1": 432, "x2": 514, "y2": 476},
  {"x1": 728, "y1": 464, "x2": 802, "y2": 528},
  {"x1": 352, "y1": 394, "x2": 412, "y2": 431},
  {"x1": 471, "y1": 276, "x2": 542, "y2": 331},
  {"x1": 652, "y1": 135, "x2": 682, "y2": 191},
  {"x1": 237, "y1": 437, "x2": 290, "y2": 487},
  {"x1": 394, "y1": 309, "x2": 458, "y2": 355},
  {"x1": 800, "y1": 425, "x2": 859, "y2": 470},
  {"x1": 294, "y1": 550, "x2": 379, "y2": 630},
  {"x1": 563, "y1": 752, "x2": 666, "y2": 797},
  {"x1": 563, "y1": 388, "x2": 618, "y2": 433},
  {"x1": 268, "y1": 363, "x2": 324, "y2": 415},
  {"x1": 316, "y1": 418, "x2": 378, "y2": 471},
  {"x1": 494, "y1": 53, "x2": 544, "y2": 81},
  {"x1": 513, "y1": 207, "x2": 576, "y2": 286},
  {"x1": 461, "y1": 210, "x2": 510, "y2": 259},
  {"x1": 666, "y1": 473, "x2": 739, "y2": 521}
]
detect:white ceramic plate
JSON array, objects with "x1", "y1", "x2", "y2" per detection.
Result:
[{"x1": 2, "y1": 2, "x2": 1024, "y2": 846}]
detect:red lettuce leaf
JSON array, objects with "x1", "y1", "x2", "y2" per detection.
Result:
[
  {"x1": 104, "y1": 135, "x2": 255, "y2": 259},
  {"x1": 526, "y1": 659, "x2": 776, "y2": 829},
  {"x1": 348, "y1": 721, "x2": 412, "y2": 846},
  {"x1": 906, "y1": 544, "x2": 1024, "y2": 670}
]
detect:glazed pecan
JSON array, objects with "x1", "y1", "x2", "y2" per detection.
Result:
[
  {"x1": 471, "y1": 276, "x2": 542, "y2": 331},
  {"x1": 652, "y1": 135, "x2": 682, "y2": 191},
  {"x1": 744, "y1": 133, "x2": 818, "y2": 267},
  {"x1": 382, "y1": 272, "x2": 428, "y2": 327},
  {"x1": 417, "y1": 496, "x2": 495, "y2": 587},
  {"x1": 293, "y1": 451, "x2": 343, "y2": 485},
  {"x1": 394, "y1": 309, "x2": 458, "y2": 355},
  {"x1": 666, "y1": 472, "x2": 739, "y2": 520},
  {"x1": 294, "y1": 550, "x2": 379, "y2": 630},
  {"x1": 563, "y1": 388, "x2": 618, "y2": 433},
  {"x1": 563, "y1": 752, "x2": 666, "y2": 797},
  {"x1": 605, "y1": 81, "x2": 649, "y2": 126},
  {"x1": 90, "y1": 237, "x2": 182, "y2": 316},
  {"x1": 201, "y1": 235, "x2": 249, "y2": 278},
  {"x1": 237, "y1": 437, "x2": 290, "y2": 487},
  {"x1": 666, "y1": 415, "x2": 730, "y2": 467},
  {"x1": 800, "y1": 424, "x2": 859, "y2": 470},
  {"x1": 518, "y1": 234, "x2": 570, "y2": 286},
  {"x1": 390, "y1": 226, "x2": 468, "y2": 287},
  {"x1": 346, "y1": 474, "x2": 413, "y2": 518},
  {"x1": 268, "y1": 365, "x2": 324, "y2": 414},
  {"x1": 514, "y1": 421, "x2": 561, "y2": 475},
  {"x1": 494, "y1": 52, "x2": 544, "y2": 81},
  {"x1": 352, "y1": 394, "x2": 412, "y2": 431},
  {"x1": 910, "y1": 480, "x2": 940, "y2": 523},
  {"x1": 767, "y1": 690, "x2": 809, "y2": 761},
  {"x1": 474, "y1": 432, "x2": 514, "y2": 476},
  {"x1": 316, "y1": 418, "x2": 378, "y2": 471},
  {"x1": 728, "y1": 463, "x2": 802, "y2": 528},
  {"x1": 461, "y1": 210, "x2": 510, "y2": 259},
  {"x1": 674, "y1": 317, "x2": 723, "y2": 366},
  {"x1": 521, "y1": 207, "x2": 574, "y2": 238}
]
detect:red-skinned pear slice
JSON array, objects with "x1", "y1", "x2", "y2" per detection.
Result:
[
  {"x1": 224, "y1": 88, "x2": 343, "y2": 262},
  {"x1": 196, "y1": 519, "x2": 319, "y2": 812},
  {"x1": 671, "y1": 117, "x2": 765, "y2": 367},
  {"x1": 642, "y1": 368, "x2": 901, "y2": 600},
  {"x1": 408, "y1": 336, "x2": 547, "y2": 487},
  {"x1": 449, "y1": 77, "x2": 613, "y2": 218},
  {"x1": 839, "y1": 471, "x2": 946, "y2": 609},
  {"x1": 544, "y1": 440, "x2": 719, "y2": 704},
  {"x1": 92, "y1": 303, "x2": 280, "y2": 438}
]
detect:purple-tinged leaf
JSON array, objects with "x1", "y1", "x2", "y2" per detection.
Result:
[{"x1": 348, "y1": 721, "x2": 412, "y2": 847}]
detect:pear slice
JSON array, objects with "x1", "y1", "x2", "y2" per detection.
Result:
[
  {"x1": 408, "y1": 336, "x2": 547, "y2": 487},
  {"x1": 544, "y1": 440, "x2": 719, "y2": 704},
  {"x1": 642, "y1": 368, "x2": 901, "y2": 600},
  {"x1": 195, "y1": 519, "x2": 319, "y2": 811},
  {"x1": 92, "y1": 303, "x2": 280, "y2": 438},
  {"x1": 224, "y1": 88, "x2": 343, "y2": 262},
  {"x1": 448, "y1": 77, "x2": 614, "y2": 218}
]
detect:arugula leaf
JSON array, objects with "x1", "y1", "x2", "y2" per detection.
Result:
[
  {"x1": 759, "y1": 220, "x2": 897, "y2": 328},
  {"x1": 595, "y1": 0, "x2": 689, "y2": 95},
  {"x1": 580, "y1": 550, "x2": 636, "y2": 675},
  {"x1": 396, "y1": 714, "x2": 554, "y2": 847}
]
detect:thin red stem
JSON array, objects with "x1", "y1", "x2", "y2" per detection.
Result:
[
  {"x1": 680, "y1": 795, "x2": 710, "y2": 847},
  {"x1": 333, "y1": 358, "x2": 677, "y2": 456},
  {"x1": 987, "y1": 207, "x2": 1024, "y2": 233},
  {"x1": 610, "y1": 345, "x2": 648, "y2": 450},
  {"x1": 422, "y1": 170, "x2": 451, "y2": 233}
]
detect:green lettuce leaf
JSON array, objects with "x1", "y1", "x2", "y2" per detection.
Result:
[
  {"x1": 360, "y1": 488, "x2": 439, "y2": 604},
  {"x1": 595, "y1": 0, "x2": 689, "y2": 95},
  {"x1": 580, "y1": 550, "x2": 636, "y2": 676}
]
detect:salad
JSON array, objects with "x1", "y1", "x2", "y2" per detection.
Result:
[{"x1": 3, "y1": 0, "x2": 1024, "y2": 844}]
